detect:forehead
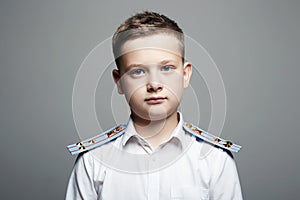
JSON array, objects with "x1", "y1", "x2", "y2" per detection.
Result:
[
  {"x1": 121, "y1": 49, "x2": 182, "y2": 68},
  {"x1": 119, "y1": 34, "x2": 182, "y2": 68},
  {"x1": 120, "y1": 34, "x2": 181, "y2": 57}
]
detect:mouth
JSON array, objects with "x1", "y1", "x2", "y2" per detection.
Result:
[{"x1": 145, "y1": 96, "x2": 167, "y2": 104}]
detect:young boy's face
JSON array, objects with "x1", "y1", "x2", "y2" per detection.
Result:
[{"x1": 113, "y1": 34, "x2": 192, "y2": 121}]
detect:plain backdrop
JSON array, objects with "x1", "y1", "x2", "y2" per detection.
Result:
[{"x1": 0, "y1": 0, "x2": 299, "y2": 199}]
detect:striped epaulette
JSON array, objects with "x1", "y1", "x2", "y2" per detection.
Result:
[
  {"x1": 67, "y1": 124, "x2": 126, "y2": 155},
  {"x1": 183, "y1": 122, "x2": 242, "y2": 153}
]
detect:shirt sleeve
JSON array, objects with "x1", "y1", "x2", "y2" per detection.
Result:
[
  {"x1": 65, "y1": 152, "x2": 100, "y2": 200},
  {"x1": 209, "y1": 149, "x2": 243, "y2": 200}
]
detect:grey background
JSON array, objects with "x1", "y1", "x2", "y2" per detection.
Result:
[{"x1": 1, "y1": 0, "x2": 299, "y2": 199}]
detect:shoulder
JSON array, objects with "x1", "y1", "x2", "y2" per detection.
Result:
[
  {"x1": 189, "y1": 136, "x2": 234, "y2": 163},
  {"x1": 192, "y1": 141, "x2": 238, "y2": 181},
  {"x1": 67, "y1": 124, "x2": 127, "y2": 156},
  {"x1": 183, "y1": 122, "x2": 242, "y2": 154}
]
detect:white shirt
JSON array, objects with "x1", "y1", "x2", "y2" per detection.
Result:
[{"x1": 65, "y1": 113, "x2": 243, "y2": 200}]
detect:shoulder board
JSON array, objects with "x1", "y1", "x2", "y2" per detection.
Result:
[
  {"x1": 66, "y1": 124, "x2": 127, "y2": 155},
  {"x1": 183, "y1": 122, "x2": 242, "y2": 153}
]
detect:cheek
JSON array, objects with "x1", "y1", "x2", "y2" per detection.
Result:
[
  {"x1": 122, "y1": 81, "x2": 145, "y2": 103},
  {"x1": 121, "y1": 78, "x2": 145, "y2": 99},
  {"x1": 162, "y1": 74, "x2": 184, "y2": 99},
  {"x1": 127, "y1": 89, "x2": 146, "y2": 112}
]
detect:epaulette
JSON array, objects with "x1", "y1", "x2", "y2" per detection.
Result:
[
  {"x1": 183, "y1": 122, "x2": 242, "y2": 153},
  {"x1": 67, "y1": 122, "x2": 241, "y2": 155},
  {"x1": 67, "y1": 124, "x2": 126, "y2": 155}
]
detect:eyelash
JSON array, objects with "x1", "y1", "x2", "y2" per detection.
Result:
[
  {"x1": 129, "y1": 65, "x2": 175, "y2": 77},
  {"x1": 130, "y1": 68, "x2": 145, "y2": 76},
  {"x1": 161, "y1": 65, "x2": 173, "y2": 71}
]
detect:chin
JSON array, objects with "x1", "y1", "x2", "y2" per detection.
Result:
[
  {"x1": 146, "y1": 107, "x2": 177, "y2": 121},
  {"x1": 131, "y1": 109, "x2": 168, "y2": 121},
  {"x1": 131, "y1": 102, "x2": 179, "y2": 121}
]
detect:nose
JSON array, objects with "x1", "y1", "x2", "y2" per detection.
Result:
[
  {"x1": 147, "y1": 82, "x2": 163, "y2": 93},
  {"x1": 146, "y1": 68, "x2": 163, "y2": 93}
]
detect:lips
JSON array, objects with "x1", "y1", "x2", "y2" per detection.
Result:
[{"x1": 145, "y1": 96, "x2": 167, "y2": 104}]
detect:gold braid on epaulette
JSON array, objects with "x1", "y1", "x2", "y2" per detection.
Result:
[
  {"x1": 183, "y1": 122, "x2": 242, "y2": 153},
  {"x1": 67, "y1": 122, "x2": 241, "y2": 155},
  {"x1": 67, "y1": 124, "x2": 126, "y2": 155}
]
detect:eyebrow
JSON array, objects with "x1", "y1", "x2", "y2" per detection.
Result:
[{"x1": 160, "y1": 59, "x2": 178, "y2": 65}]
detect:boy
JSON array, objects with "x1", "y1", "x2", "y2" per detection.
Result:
[{"x1": 66, "y1": 11, "x2": 243, "y2": 200}]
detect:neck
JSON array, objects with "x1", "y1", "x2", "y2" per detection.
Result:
[{"x1": 131, "y1": 111, "x2": 179, "y2": 150}]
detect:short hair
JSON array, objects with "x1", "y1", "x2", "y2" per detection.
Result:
[{"x1": 112, "y1": 11, "x2": 185, "y2": 69}]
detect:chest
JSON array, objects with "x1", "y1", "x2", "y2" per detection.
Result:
[{"x1": 99, "y1": 154, "x2": 211, "y2": 200}]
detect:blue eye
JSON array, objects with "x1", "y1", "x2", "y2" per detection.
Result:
[
  {"x1": 130, "y1": 69, "x2": 144, "y2": 76},
  {"x1": 161, "y1": 65, "x2": 172, "y2": 71}
]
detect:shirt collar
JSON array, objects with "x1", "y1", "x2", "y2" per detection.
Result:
[{"x1": 121, "y1": 112, "x2": 187, "y2": 148}]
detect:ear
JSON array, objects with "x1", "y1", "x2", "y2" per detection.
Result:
[
  {"x1": 112, "y1": 69, "x2": 124, "y2": 94},
  {"x1": 183, "y1": 62, "x2": 192, "y2": 88}
]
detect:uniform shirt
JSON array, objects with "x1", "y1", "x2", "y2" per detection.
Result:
[{"x1": 65, "y1": 113, "x2": 243, "y2": 200}]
